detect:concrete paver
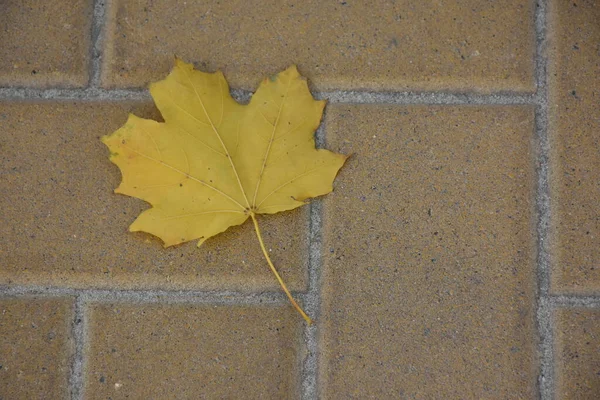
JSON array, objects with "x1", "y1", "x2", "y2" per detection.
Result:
[
  {"x1": 0, "y1": 297, "x2": 73, "y2": 399},
  {"x1": 0, "y1": 102, "x2": 308, "y2": 291},
  {"x1": 0, "y1": 0, "x2": 91, "y2": 87},
  {"x1": 102, "y1": 0, "x2": 535, "y2": 92},
  {"x1": 84, "y1": 303, "x2": 301, "y2": 399},
  {"x1": 555, "y1": 308, "x2": 600, "y2": 399},
  {"x1": 549, "y1": 0, "x2": 600, "y2": 294},
  {"x1": 321, "y1": 105, "x2": 536, "y2": 398}
]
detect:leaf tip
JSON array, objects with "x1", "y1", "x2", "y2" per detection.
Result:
[
  {"x1": 171, "y1": 57, "x2": 198, "y2": 78},
  {"x1": 318, "y1": 99, "x2": 327, "y2": 111},
  {"x1": 289, "y1": 65, "x2": 302, "y2": 80},
  {"x1": 125, "y1": 112, "x2": 139, "y2": 123},
  {"x1": 173, "y1": 56, "x2": 188, "y2": 68},
  {"x1": 271, "y1": 65, "x2": 301, "y2": 83}
]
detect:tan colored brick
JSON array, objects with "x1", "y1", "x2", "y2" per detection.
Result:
[
  {"x1": 320, "y1": 105, "x2": 536, "y2": 398},
  {"x1": 103, "y1": 0, "x2": 534, "y2": 92},
  {"x1": 549, "y1": 0, "x2": 600, "y2": 294},
  {"x1": 0, "y1": 1, "x2": 91, "y2": 87},
  {"x1": 0, "y1": 297, "x2": 73, "y2": 399},
  {"x1": 84, "y1": 303, "x2": 300, "y2": 399},
  {"x1": 0, "y1": 102, "x2": 307, "y2": 291},
  {"x1": 555, "y1": 308, "x2": 600, "y2": 399}
]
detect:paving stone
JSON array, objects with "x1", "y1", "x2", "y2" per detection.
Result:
[
  {"x1": 320, "y1": 105, "x2": 536, "y2": 398},
  {"x1": 0, "y1": 102, "x2": 308, "y2": 291},
  {"x1": 549, "y1": 0, "x2": 600, "y2": 294},
  {"x1": 0, "y1": 297, "x2": 73, "y2": 399},
  {"x1": 102, "y1": 0, "x2": 534, "y2": 92},
  {"x1": 555, "y1": 308, "x2": 600, "y2": 399},
  {"x1": 0, "y1": 0, "x2": 91, "y2": 88},
  {"x1": 84, "y1": 303, "x2": 300, "y2": 399}
]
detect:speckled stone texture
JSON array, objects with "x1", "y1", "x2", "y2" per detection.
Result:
[
  {"x1": 0, "y1": 297, "x2": 73, "y2": 399},
  {"x1": 84, "y1": 303, "x2": 301, "y2": 399},
  {"x1": 555, "y1": 308, "x2": 600, "y2": 399},
  {"x1": 2, "y1": 0, "x2": 600, "y2": 397},
  {"x1": 0, "y1": 102, "x2": 308, "y2": 291},
  {"x1": 102, "y1": 0, "x2": 535, "y2": 92},
  {"x1": 0, "y1": 0, "x2": 91, "y2": 87},
  {"x1": 320, "y1": 105, "x2": 536, "y2": 398},
  {"x1": 549, "y1": 0, "x2": 600, "y2": 294}
]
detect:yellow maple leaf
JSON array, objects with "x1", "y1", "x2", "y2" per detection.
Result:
[{"x1": 102, "y1": 59, "x2": 347, "y2": 323}]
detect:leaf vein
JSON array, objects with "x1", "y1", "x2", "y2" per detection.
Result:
[
  {"x1": 176, "y1": 125, "x2": 226, "y2": 157},
  {"x1": 162, "y1": 209, "x2": 245, "y2": 221},
  {"x1": 164, "y1": 89, "x2": 211, "y2": 127},
  {"x1": 141, "y1": 129, "x2": 162, "y2": 160},
  {"x1": 273, "y1": 119, "x2": 307, "y2": 143},
  {"x1": 251, "y1": 77, "x2": 293, "y2": 207},
  {"x1": 122, "y1": 144, "x2": 245, "y2": 210},
  {"x1": 256, "y1": 161, "x2": 340, "y2": 209},
  {"x1": 181, "y1": 67, "x2": 251, "y2": 208}
]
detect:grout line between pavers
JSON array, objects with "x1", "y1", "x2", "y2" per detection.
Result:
[
  {"x1": 550, "y1": 295, "x2": 600, "y2": 308},
  {"x1": 0, "y1": 87, "x2": 149, "y2": 101},
  {"x1": 316, "y1": 91, "x2": 535, "y2": 105},
  {"x1": 89, "y1": 0, "x2": 108, "y2": 88},
  {"x1": 300, "y1": 121, "x2": 327, "y2": 400},
  {"x1": 69, "y1": 295, "x2": 85, "y2": 400},
  {"x1": 68, "y1": 2, "x2": 106, "y2": 397},
  {"x1": 0, "y1": 285, "x2": 291, "y2": 305},
  {"x1": 533, "y1": 0, "x2": 554, "y2": 399},
  {"x1": 0, "y1": 86, "x2": 536, "y2": 105}
]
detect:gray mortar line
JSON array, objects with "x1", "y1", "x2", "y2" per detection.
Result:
[
  {"x1": 537, "y1": 295, "x2": 554, "y2": 400},
  {"x1": 0, "y1": 285, "x2": 291, "y2": 305},
  {"x1": 90, "y1": 0, "x2": 108, "y2": 87},
  {"x1": 300, "y1": 121, "x2": 327, "y2": 400},
  {"x1": 534, "y1": 0, "x2": 554, "y2": 399},
  {"x1": 551, "y1": 295, "x2": 600, "y2": 308},
  {"x1": 69, "y1": 295, "x2": 86, "y2": 400},
  {"x1": 0, "y1": 87, "x2": 149, "y2": 101},
  {"x1": 316, "y1": 91, "x2": 535, "y2": 105},
  {"x1": 0, "y1": 86, "x2": 536, "y2": 105}
]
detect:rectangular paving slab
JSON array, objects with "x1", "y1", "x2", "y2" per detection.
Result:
[
  {"x1": 0, "y1": 0, "x2": 91, "y2": 87},
  {"x1": 555, "y1": 308, "x2": 600, "y2": 399},
  {"x1": 102, "y1": 0, "x2": 535, "y2": 92},
  {"x1": 84, "y1": 303, "x2": 301, "y2": 399},
  {"x1": 0, "y1": 297, "x2": 74, "y2": 399},
  {"x1": 549, "y1": 0, "x2": 600, "y2": 294},
  {"x1": 320, "y1": 105, "x2": 536, "y2": 398},
  {"x1": 0, "y1": 101, "x2": 308, "y2": 291}
]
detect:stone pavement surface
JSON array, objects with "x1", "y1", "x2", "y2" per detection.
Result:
[{"x1": 0, "y1": 0, "x2": 598, "y2": 399}]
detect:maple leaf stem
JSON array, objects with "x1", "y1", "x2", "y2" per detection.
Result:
[{"x1": 250, "y1": 213, "x2": 312, "y2": 325}]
